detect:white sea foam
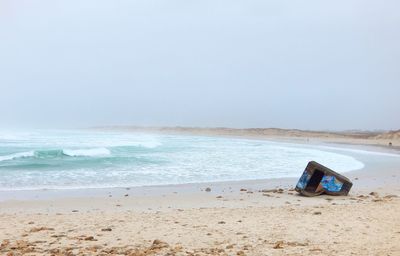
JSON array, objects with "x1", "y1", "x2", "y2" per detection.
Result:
[
  {"x1": 2, "y1": 130, "x2": 388, "y2": 191},
  {"x1": 62, "y1": 148, "x2": 111, "y2": 157},
  {"x1": 0, "y1": 151, "x2": 35, "y2": 162}
]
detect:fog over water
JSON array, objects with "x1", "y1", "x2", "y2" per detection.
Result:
[{"x1": 0, "y1": 1, "x2": 399, "y2": 130}]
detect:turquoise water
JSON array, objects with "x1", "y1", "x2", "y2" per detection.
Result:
[{"x1": 0, "y1": 130, "x2": 365, "y2": 191}]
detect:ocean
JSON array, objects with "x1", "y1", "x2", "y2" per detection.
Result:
[{"x1": 0, "y1": 130, "x2": 365, "y2": 191}]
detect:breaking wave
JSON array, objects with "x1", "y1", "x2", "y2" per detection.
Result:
[
  {"x1": 0, "y1": 148, "x2": 112, "y2": 162},
  {"x1": 62, "y1": 148, "x2": 111, "y2": 157},
  {"x1": 0, "y1": 151, "x2": 35, "y2": 162}
]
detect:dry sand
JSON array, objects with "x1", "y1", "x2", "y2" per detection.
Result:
[{"x1": 1, "y1": 130, "x2": 400, "y2": 256}]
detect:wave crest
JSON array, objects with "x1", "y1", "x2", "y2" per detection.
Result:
[
  {"x1": 0, "y1": 151, "x2": 35, "y2": 162},
  {"x1": 62, "y1": 148, "x2": 111, "y2": 157}
]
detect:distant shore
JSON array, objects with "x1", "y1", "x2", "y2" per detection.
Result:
[{"x1": 93, "y1": 126, "x2": 400, "y2": 149}]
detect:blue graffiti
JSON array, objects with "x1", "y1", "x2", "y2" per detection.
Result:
[
  {"x1": 296, "y1": 171, "x2": 311, "y2": 189},
  {"x1": 321, "y1": 175, "x2": 343, "y2": 192}
]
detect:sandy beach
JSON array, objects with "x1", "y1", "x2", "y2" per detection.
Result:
[
  {"x1": 2, "y1": 0, "x2": 400, "y2": 254},
  {"x1": 1, "y1": 130, "x2": 400, "y2": 256}
]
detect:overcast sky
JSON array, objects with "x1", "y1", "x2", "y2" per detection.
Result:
[{"x1": 0, "y1": 0, "x2": 399, "y2": 131}]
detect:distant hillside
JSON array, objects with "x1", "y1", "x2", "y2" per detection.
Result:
[
  {"x1": 374, "y1": 130, "x2": 400, "y2": 140},
  {"x1": 92, "y1": 126, "x2": 400, "y2": 148}
]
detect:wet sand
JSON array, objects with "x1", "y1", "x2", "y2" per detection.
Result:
[{"x1": 1, "y1": 138, "x2": 400, "y2": 255}]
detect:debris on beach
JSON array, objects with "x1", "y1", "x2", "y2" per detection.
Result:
[
  {"x1": 84, "y1": 236, "x2": 96, "y2": 241},
  {"x1": 295, "y1": 161, "x2": 353, "y2": 196},
  {"x1": 29, "y1": 227, "x2": 54, "y2": 233},
  {"x1": 273, "y1": 241, "x2": 284, "y2": 249},
  {"x1": 260, "y1": 188, "x2": 284, "y2": 193},
  {"x1": 151, "y1": 239, "x2": 169, "y2": 250},
  {"x1": 369, "y1": 192, "x2": 379, "y2": 197}
]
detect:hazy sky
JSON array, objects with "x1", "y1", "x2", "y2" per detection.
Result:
[{"x1": 0, "y1": 0, "x2": 399, "y2": 130}]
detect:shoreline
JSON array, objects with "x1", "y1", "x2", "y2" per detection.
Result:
[{"x1": 0, "y1": 138, "x2": 399, "y2": 203}]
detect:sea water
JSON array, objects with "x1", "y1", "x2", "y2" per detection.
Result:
[{"x1": 0, "y1": 130, "x2": 365, "y2": 191}]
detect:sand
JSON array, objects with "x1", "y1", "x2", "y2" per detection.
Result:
[{"x1": 1, "y1": 130, "x2": 400, "y2": 256}]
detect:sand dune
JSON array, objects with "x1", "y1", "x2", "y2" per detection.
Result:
[{"x1": 374, "y1": 129, "x2": 400, "y2": 140}]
